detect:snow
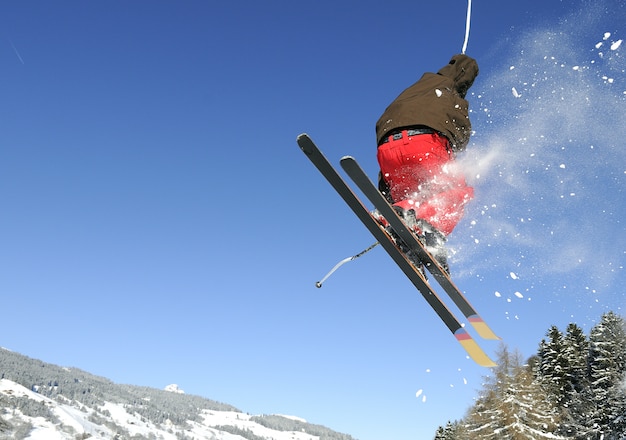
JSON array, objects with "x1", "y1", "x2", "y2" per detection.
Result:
[
  {"x1": 276, "y1": 414, "x2": 308, "y2": 423},
  {"x1": 101, "y1": 401, "x2": 177, "y2": 439},
  {"x1": 452, "y1": 14, "x2": 626, "y2": 315},
  {"x1": 25, "y1": 423, "x2": 69, "y2": 440},
  {"x1": 200, "y1": 410, "x2": 318, "y2": 440},
  {"x1": 415, "y1": 390, "x2": 427, "y2": 403},
  {"x1": 0, "y1": 379, "x2": 112, "y2": 439},
  {"x1": 164, "y1": 383, "x2": 185, "y2": 393},
  {"x1": 0, "y1": 378, "x2": 322, "y2": 440},
  {"x1": 0, "y1": 378, "x2": 46, "y2": 402}
]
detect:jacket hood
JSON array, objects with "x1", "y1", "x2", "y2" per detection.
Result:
[{"x1": 437, "y1": 54, "x2": 479, "y2": 97}]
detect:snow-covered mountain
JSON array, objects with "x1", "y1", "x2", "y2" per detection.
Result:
[{"x1": 0, "y1": 347, "x2": 355, "y2": 440}]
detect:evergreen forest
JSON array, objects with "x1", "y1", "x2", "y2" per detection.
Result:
[{"x1": 434, "y1": 311, "x2": 626, "y2": 439}]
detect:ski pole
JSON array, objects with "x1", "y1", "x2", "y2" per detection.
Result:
[{"x1": 315, "y1": 242, "x2": 379, "y2": 288}]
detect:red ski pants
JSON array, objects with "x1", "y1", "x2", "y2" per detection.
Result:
[{"x1": 377, "y1": 131, "x2": 474, "y2": 236}]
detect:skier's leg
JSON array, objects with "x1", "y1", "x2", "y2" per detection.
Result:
[{"x1": 377, "y1": 132, "x2": 473, "y2": 273}]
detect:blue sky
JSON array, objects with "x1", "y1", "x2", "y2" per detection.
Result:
[{"x1": 1, "y1": 1, "x2": 624, "y2": 439}]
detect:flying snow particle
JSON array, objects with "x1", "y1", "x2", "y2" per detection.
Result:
[
  {"x1": 495, "y1": 291, "x2": 502, "y2": 297},
  {"x1": 435, "y1": 89, "x2": 443, "y2": 97},
  {"x1": 514, "y1": 291, "x2": 524, "y2": 299},
  {"x1": 604, "y1": 32, "x2": 611, "y2": 40},
  {"x1": 611, "y1": 40, "x2": 622, "y2": 50},
  {"x1": 510, "y1": 272, "x2": 519, "y2": 280},
  {"x1": 415, "y1": 389, "x2": 427, "y2": 402},
  {"x1": 559, "y1": 164, "x2": 566, "y2": 169},
  {"x1": 512, "y1": 87, "x2": 521, "y2": 98}
]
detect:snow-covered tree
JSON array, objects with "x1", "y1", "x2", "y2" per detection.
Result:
[
  {"x1": 537, "y1": 326, "x2": 569, "y2": 406},
  {"x1": 433, "y1": 420, "x2": 464, "y2": 439},
  {"x1": 463, "y1": 344, "x2": 564, "y2": 439},
  {"x1": 555, "y1": 323, "x2": 591, "y2": 438},
  {"x1": 433, "y1": 312, "x2": 626, "y2": 439},
  {"x1": 580, "y1": 311, "x2": 626, "y2": 439},
  {"x1": 535, "y1": 323, "x2": 591, "y2": 437},
  {"x1": 463, "y1": 345, "x2": 517, "y2": 438},
  {"x1": 562, "y1": 323, "x2": 589, "y2": 398}
]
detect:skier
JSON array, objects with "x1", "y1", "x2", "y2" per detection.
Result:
[{"x1": 374, "y1": 54, "x2": 479, "y2": 274}]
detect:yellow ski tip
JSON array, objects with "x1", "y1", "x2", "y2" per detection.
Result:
[
  {"x1": 468, "y1": 315, "x2": 501, "y2": 341},
  {"x1": 455, "y1": 330, "x2": 497, "y2": 367}
]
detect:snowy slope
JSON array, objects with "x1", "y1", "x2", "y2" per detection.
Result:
[{"x1": 0, "y1": 378, "x2": 343, "y2": 440}]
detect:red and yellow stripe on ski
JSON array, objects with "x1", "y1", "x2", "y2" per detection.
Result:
[
  {"x1": 468, "y1": 315, "x2": 501, "y2": 341},
  {"x1": 455, "y1": 329, "x2": 497, "y2": 367}
]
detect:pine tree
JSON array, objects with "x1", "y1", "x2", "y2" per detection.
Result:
[
  {"x1": 535, "y1": 323, "x2": 592, "y2": 437},
  {"x1": 463, "y1": 344, "x2": 564, "y2": 439},
  {"x1": 557, "y1": 323, "x2": 591, "y2": 438},
  {"x1": 581, "y1": 311, "x2": 626, "y2": 439},
  {"x1": 434, "y1": 426, "x2": 447, "y2": 440},
  {"x1": 432, "y1": 312, "x2": 626, "y2": 440},
  {"x1": 433, "y1": 420, "x2": 465, "y2": 439},
  {"x1": 562, "y1": 323, "x2": 589, "y2": 398},
  {"x1": 537, "y1": 326, "x2": 569, "y2": 406},
  {"x1": 463, "y1": 345, "x2": 516, "y2": 438}
]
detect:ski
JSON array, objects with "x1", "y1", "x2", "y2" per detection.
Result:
[
  {"x1": 297, "y1": 133, "x2": 496, "y2": 367},
  {"x1": 340, "y1": 156, "x2": 500, "y2": 342}
]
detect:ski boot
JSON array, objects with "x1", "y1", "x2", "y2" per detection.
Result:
[
  {"x1": 372, "y1": 207, "x2": 450, "y2": 276},
  {"x1": 372, "y1": 207, "x2": 427, "y2": 277}
]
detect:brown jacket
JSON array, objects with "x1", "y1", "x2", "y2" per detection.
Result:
[{"x1": 375, "y1": 54, "x2": 479, "y2": 152}]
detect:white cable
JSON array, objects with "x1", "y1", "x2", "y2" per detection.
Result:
[{"x1": 462, "y1": 0, "x2": 472, "y2": 54}]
